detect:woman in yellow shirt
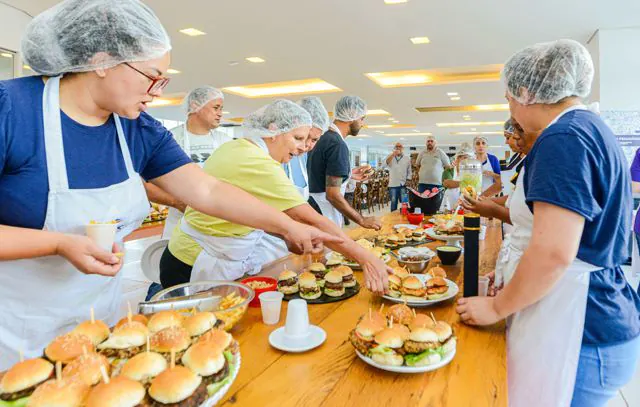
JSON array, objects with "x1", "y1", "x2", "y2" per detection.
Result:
[{"x1": 162, "y1": 100, "x2": 390, "y2": 294}]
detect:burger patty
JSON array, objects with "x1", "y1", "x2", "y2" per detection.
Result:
[
  {"x1": 403, "y1": 340, "x2": 440, "y2": 354},
  {"x1": 310, "y1": 270, "x2": 327, "y2": 280},
  {"x1": 160, "y1": 349, "x2": 187, "y2": 364},
  {"x1": 202, "y1": 359, "x2": 230, "y2": 386},
  {"x1": 342, "y1": 274, "x2": 354, "y2": 283},
  {"x1": 99, "y1": 344, "x2": 145, "y2": 359},
  {"x1": 278, "y1": 277, "x2": 297, "y2": 287},
  {"x1": 348, "y1": 329, "x2": 373, "y2": 355},
  {"x1": 141, "y1": 378, "x2": 208, "y2": 407},
  {"x1": 300, "y1": 286, "x2": 320, "y2": 295},
  {"x1": 0, "y1": 383, "x2": 40, "y2": 401},
  {"x1": 325, "y1": 281, "x2": 343, "y2": 290},
  {"x1": 427, "y1": 286, "x2": 448, "y2": 294}
]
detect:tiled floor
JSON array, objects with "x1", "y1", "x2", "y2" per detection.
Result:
[{"x1": 120, "y1": 206, "x2": 640, "y2": 406}]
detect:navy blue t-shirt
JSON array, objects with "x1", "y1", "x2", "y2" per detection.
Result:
[
  {"x1": 524, "y1": 108, "x2": 640, "y2": 345},
  {"x1": 0, "y1": 76, "x2": 192, "y2": 230},
  {"x1": 307, "y1": 130, "x2": 350, "y2": 193}
]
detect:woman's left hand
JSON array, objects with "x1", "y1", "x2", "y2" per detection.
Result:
[
  {"x1": 456, "y1": 296, "x2": 503, "y2": 326},
  {"x1": 360, "y1": 255, "x2": 391, "y2": 295}
]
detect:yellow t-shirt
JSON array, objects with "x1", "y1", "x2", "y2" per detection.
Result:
[{"x1": 168, "y1": 139, "x2": 306, "y2": 266}]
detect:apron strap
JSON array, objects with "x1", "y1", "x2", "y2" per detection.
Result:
[
  {"x1": 113, "y1": 114, "x2": 136, "y2": 178},
  {"x1": 42, "y1": 75, "x2": 69, "y2": 192}
]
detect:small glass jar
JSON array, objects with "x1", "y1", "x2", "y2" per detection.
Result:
[{"x1": 459, "y1": 158, "x2": 483, "y2": 199}]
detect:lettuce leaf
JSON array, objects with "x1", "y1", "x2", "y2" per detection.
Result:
[
  {"x1": 404, "y1": 346, "x2": 445, "y2": 367},
  {"x1": 369, "y1": 346, "x2": 394, "y2": 356},
  {"x1": 0, "y1": 397, "x2": 30, "y2": 407},
  {"x1": 206, "y1": 351, "x2": 237, "y2": 397}
]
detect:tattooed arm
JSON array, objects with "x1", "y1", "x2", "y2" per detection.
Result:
[{"x1": 325, "y1": 176, "x2": 381, "y2": 230}]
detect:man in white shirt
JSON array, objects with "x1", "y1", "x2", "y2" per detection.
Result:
[
  {"x1": 384, "y1": 142, "x2": 412, "y2": 212},
  {"x1": 415, "y1": 136, "x2": 452, "y2": 193}
]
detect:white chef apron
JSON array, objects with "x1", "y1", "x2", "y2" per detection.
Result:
[
  {"x1": 496, "y1": 106, "x2": 599, "y2": 407},
  {"x1": 179, "y1": 137, "x2": 290, "y2": 282},
  {"x1": 309, "y1": 123, "x2": 349, "y2": 227},
  {"x1": 286, "y1": 154, "x2": 310, "y2": 201},
  {"x1": 0, "y1": 75, "x2": 150, "y2": 369},
  {"x1": 162, "y1": 125, "x2": 229, "y2": 239}
]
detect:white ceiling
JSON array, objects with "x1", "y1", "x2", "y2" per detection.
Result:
[{"x1": 6, "y1": 0, "x2": 640, "y2": 150}]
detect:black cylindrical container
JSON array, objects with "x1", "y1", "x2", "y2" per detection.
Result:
[{"x1": 463, "y1": 213, "x2": 480, "y2": 297}]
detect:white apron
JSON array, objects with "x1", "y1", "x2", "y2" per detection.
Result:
[
  {"x1": 0, "y1": 76, "x2": 150, "y2": 369},
  {"x1": 496, "y1": 106, "x2": 600, "y2": 407},
  {"x1": 309, "y1": 124, "x2": 349, "y2": 227},
  {"x1": 179, "y1": 137, "x2": 290, "y2": 282},
  {"x1": 286, "y1": 155, "x2": 309, "y2": 200},
  {"x1": 162, "y1": 126, "x2": 229, "y2": 239}
]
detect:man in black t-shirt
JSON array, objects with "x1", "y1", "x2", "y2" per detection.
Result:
[{"x1": 307, "y1": 96, "x2": 381, "y2": 230}]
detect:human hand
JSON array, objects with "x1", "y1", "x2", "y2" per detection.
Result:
[{"x1": 56, "y1": 235, "x2": 123, "y2": 277}]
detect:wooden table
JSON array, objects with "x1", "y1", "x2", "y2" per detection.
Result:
[{"x1": 220, "y1": 213, "x2": 507, "y2": 407}]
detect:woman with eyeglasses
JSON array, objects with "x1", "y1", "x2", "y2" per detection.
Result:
[{"x1": 0, "y1": 0, "x2": 337, "y2": 369}]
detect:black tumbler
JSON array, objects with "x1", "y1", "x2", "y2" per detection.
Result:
[{"x1": 463, "y1": 213, "x2": 480, "y2": 297}]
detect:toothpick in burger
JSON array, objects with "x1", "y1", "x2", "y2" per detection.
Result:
[
  {"x1": 323, "y1": 270, "x2": 345, "y2": 297},
  {"x1": 426, "y1": 277, "x2": 449, "y2": 300},
  {"x1": 45, "y1": 333, "x2": 94, "y2": 365},
  {"x1": 298, "y1": 271, "x2": 321, "y2": 300},
  {"x1": 308, "y1": 263, "x2": 328, "y2": 287},
  {"x1": 334, "y1": 265, "x2": 356, "y2": 289},
  {"x1": 147, "y1": 310, "x2": 184, "y2": 334},
  {"x1": 149, "y1": 326, "x2": 191, "y2": 363},
  {"x1": 349, "y1": 318, "x2": 384, "y2": 355},
  {"x1": 401, "y1": 276, "x2": 426, "y2": 301},
  {"x1": 0, "y1": 358, "x2": 53, "y2": 405},
  {"x1": 369, "y1": 328, "x2": 405, "y2": 367},
  {"x1": 277, "y1": 270, "x2": 299, "y2": 295}
]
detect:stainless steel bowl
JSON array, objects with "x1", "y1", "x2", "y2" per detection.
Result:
[{"x1": 396, "y1": 255, "x2": 432, "y2": 273}]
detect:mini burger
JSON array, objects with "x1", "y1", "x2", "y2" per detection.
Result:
[
  {"x1": 385, "y1": 235, "x2": 399, "y2": 248},
  {"x1": 62, "y1": 352, "x2": 110, "y2": 386},
  {"x1": 45, "y1": 333, "x2": 94, "y2": 365},
  {"x1": 401, "y1": 276, "x2": 426, "y2": 300},
  {"x1": 434, "y1": 321, "x2": 456, "y2": 354},
  {"x1": 97, "y1": 321, "x2": 148, "y2": 361},
  {"x1": 116, "y1": 314, "x2": 148, "y2": 329},
  {"x1": 403, "y1": 327, "x2": 443, "y2": 367},
  {"x1": 0, "y1": 358, "x2": 53, "y2": 404},
  {"x1": 323, "y1": 270, "x2": 345, "y2": 297},
  {"x1": 392, "y1": 266, "x2": 410, "y2": 280},
  {"x1": 72, "y1": 320, "x2": 110, "y2": 346},
  {"x1": 27, "y1": 378, "x2": 90, "y2": 407},
  {"x1": 147, "y1": 310, "x2": 184, "y2": 334},
  {"x1": 386, "y1": 304, "x2": 414, "y2": 326},
  {"x1": 409, "y1": 314, "x2": 436, "y2": 331},
  {"x1": 428, "y1": 266, "x2": 447, "y2": 279},
  {"x1": 369, "y1": 328, "x2": 405, "y2": 367},
  {"x1": 348, "y1": 318, "x2": 384, "y2": 355},
  {"x1": 335, "y1": 265, "x2": 356, "y2": 289},
  {"x1": 149, "y1": 326, "x2": 191, "y2": 363},
  {"x1": 396, "y1": 234, "x2": 407, "y2": 246},
  {"x1": 308, "y1": 263, "x2": 328, "y2": 287},
  {"x1": 148, "y1": 366, "x2": 205, "y2": 407},
  {"x1": 85, "y1": 376, "x2": 145, "y2": 407},
  {"x1": 277, "y1": 270, "x2": 299, "y2": 295},
  {"x1": 298, "y1": 271, "x2": 321, "y2": 300},
  {"x1": 197, "y1": 329, "x2": 240, "y2": 355},
  {"x1": 120, "y1": 351, "x2": 167, "y2": 385},
  {"x1": 426, "y1": 277, "x2": 449, "y2": 300},
  {"x1": 387, "y1": 274, "x2": 402, "y2": 298},
  {"x1": 183, "y1": 312, "x2": 223, "y2": 339},
  {"x1": 182, "y1": 341, "x2": 232, "y2": 392},
  {"x1": 390, "y1": 323, "x2": 411, "y2": 341},
  {"x1": 412, "y1": 229, "x2": 426, "y2": 241}
]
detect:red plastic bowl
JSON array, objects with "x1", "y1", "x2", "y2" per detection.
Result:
[
  {"x1": 241, "y1": 276, "x2": 278, "y2": 307},
  {"x1": 407, "y1": 213, "x2": 425, "y2": 225}
]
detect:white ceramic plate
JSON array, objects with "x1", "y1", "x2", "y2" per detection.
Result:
[
  {"x1": 269, "y1": 325, "x2": 326, "y2": 353},
  {"x1": 382, "y1": 274, "x2": 459, "y2": 307},
  {"x1": 355, "y1": 347, "x2": 456, "y2": 373},
  {"x1": 425, "y1": 227, "x2": 464, "y2": 242},
  {"x1": 140, "y1": 239, "x2": 169, "y2": 283},
  {"x1": 200, "y1": 351, "x2": 242, "y2": 407},
  {"x1": 393, "y1": 224, "x2": 419, "y2": 230}
]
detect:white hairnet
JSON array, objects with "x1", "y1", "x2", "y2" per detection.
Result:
[
  {"x1": 242, "y1": 99, "x2": 312, "y2": 139},
  {"x1": 334, "y1": 96, "x2": 367, "y2": 122},
  {"x1": 21, "y1": 0, "x2": 171, "y2": 76},
  {"x1": 298, "y1": 97, "x2": 330, "y2": 133},
  {"x1": 473, "y1": 136, "x2": 489, "y2": 145},
  {"x1": 185, "y1": 86, "x2": 224, "y2": 115},
  {"x1": 502, "y1": 39, "x2": 594, "y2": 105}
]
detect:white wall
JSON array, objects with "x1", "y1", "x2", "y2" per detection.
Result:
[{"x1": 0, "y1": 3, "x2": 32, "y2": 75}]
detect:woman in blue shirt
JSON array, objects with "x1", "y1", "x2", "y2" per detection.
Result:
[
  {"x1": 456, "y1": 39, "x2": 640, "y2": 407},
  {"x1": 473, "y1": 136, "x2": 502, "y2": 198},
  {"x1": 0, "y1": 0, "x2": 336, "y2": 369}
]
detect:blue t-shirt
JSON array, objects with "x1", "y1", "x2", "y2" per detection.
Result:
[
  {"x1": 307, "y1": 130, "x2": 350, "y2": 193},
  {"x1": 485, "y1": 154, "x2": 501, "y2": 175},
  {"x1": 0, "y1": 76, "x2": 191, "y2": 230},
  {"x1": 524, "y1": 108, "x2": 640, "y2": 345},
  {"x1": 282, "y1": 153, "x2": 308, "y2": 189}
]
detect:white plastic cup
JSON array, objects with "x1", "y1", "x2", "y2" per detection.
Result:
[
  {"x1": 86, "y1": 223, "x2": 117, "y2": 252},
  {"x1": 259, "y1": 291, "x2": 284, "y2": 325},
  {"x1": 478, "y1": 276, "x2": 490, "y2": 297},
  {"x1": 284, "y1": 299, "x2": 310, "y2": 337},
  {"x1": 414, "y1": 208, "x2": 422, "y2": 214},
  {"x1": 479, "y1": 225, "x2": 487, "y2": 241}
]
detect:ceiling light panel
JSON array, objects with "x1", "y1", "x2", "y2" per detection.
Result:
[
  {"x1": 450, "y1": 131, "x2": 503, "y2": 135},
  {"x1": 437, "y1": 121, "x2": 504, "y2": 128},
  {"x1": 246, "y1": 57, "x2": 265, "y2": 63},
  {"x1": 365, "y1": 124, "x2": 415, "y2": 129},
  {"x1": 179, "y1": 28, "x2": 206, "y2": 36},
  {"x1": 415, "y1": 104, "x2": 509, "y2": 113},
  {"x1": 384, "y1": 132, "x2": 433, "y2": 136},
  {"x1": 222, "y1": 78, "x2": 342, "y2": 98},
  {"x1": 365, "y1": 64, "x2": 502, "y2": 88},
  {"x1": 410, "y1": 37, "x2": 430, "y2": 45}
]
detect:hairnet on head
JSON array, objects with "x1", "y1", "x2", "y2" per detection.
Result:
[
  {"x1": 504, "y1": 119, "x2": 514, "y2": 134},
  {"x1": 298, "y1": 97, "x2": 330, "y2": 133},
  {"x1": 242, "y1": 99, "x2": 312, "y2": 139},
  {"x1": 474, "y1": 136, "x2": 489, "y2": 145},
  {"x1": 456, "y1": 142, "x2": 475, "y2": 159},
  {"x1": 185, "y1": 86, "x2": 224, "y2": 115},
  {"x1": 334, "y1": 96, "x2": 367, "y2": 122},
  {"x1": 502, "y1": 39, "x2": 594, "y2": 105},
  {"x1": 21, "y1": 0, "x2": 171, "y2": 76}
]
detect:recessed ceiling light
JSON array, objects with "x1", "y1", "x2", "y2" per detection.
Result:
[
  {"x1": 384, "y1": 0, "x2": 408, "y2": 4},
  {"x1": 229, "y1": 61, "x2": 240, "y2": 66},
  {"x1": 365, "y1": 65, "x2": 502, "y2": 88},
  {"x1": 222, "y1": 111, "x2": 230, "y2": 115},
  {"x1": 366, "y1": 124, "x2": 415, "y2": 129},
  {"x1": 447, "y1": 92, "x2": 458, "y2": 96},
  {"x1": 246, "y1": 57, "x2": 265, "y2": 63},
  {"x1": 22, "y1": 65, "x2": 31, "y2": 70},
  {"x1": 436, "y1": 121, "x2": 503, "y2": 128},
  {"x1": 450, "y1": 96, "x2": 461, "y2": 101},
  {"x1": 410, "y1": 37, "x2": 430, "y2": 45},
  {"x1": 415, "y1": 104, "x2": 510, "y2": 113},
  {"x1": 384, "y1": 132, "x2": 433, "y2": 136},
  {"x1": 222, "y1": 78, "x2": 341, "y2": 98},
  {"x1": 179, "y1": 28, "x2": 206, "y2": 37},
  {"x1": 0, "y1": 53, "x2": 12, "y2": 58},
  {"x1": 366, "y1": 109, "x2": 391, "y2": 116},
  {"x1": 166, "y1": 68, "x2": 181, "y2": 74}
]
